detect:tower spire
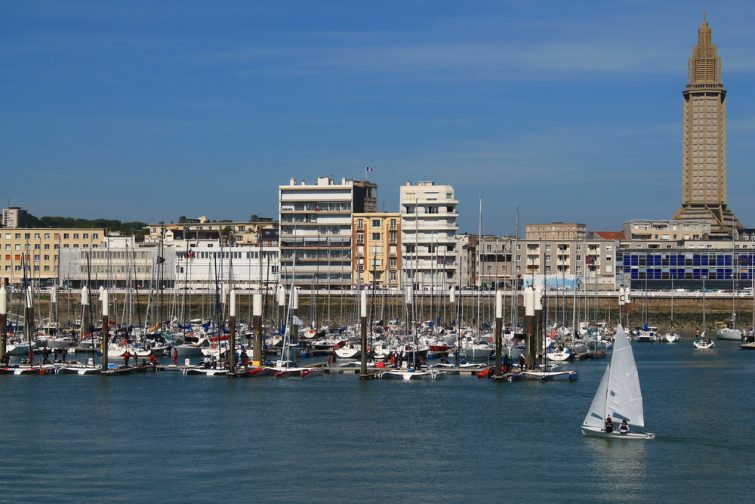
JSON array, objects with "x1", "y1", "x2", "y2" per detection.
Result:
[{"x1": 673, "y1": 19, "x2": 742, "y2": 235}]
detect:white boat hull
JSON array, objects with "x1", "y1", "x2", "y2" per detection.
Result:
[
  {"x1": 379, "y1": 369, "x2": 445, "y2": 381},
  {"x1": 581, "y1": 425, "x2": 655, "y2": 440},
  {"x1": 717, "y1": 328, "x2": 742, "y2": 341}
]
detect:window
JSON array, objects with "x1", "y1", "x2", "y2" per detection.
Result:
[
  {"x1": 357, "y1": 219, "x2": 364, "y2": 230},
  {"x1": 389, "y1": 258, "x2": 397, "y2": 268},
  {"x1": 73, "y1": 233, "x2": 79, "y2": 239},
  {"x1": 357, "y1": 232, "x2": 364, "y2": 244},
  {"x1": 372, "y1": 232, "x2": 381, "y2": 240},
  {"x1": 372, "y1": 219, "x2": 381, "y2": 227}
]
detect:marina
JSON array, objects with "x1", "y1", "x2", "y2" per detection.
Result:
[{"x1": 1, "y1": 339, "x2": 753, "y2": 503}]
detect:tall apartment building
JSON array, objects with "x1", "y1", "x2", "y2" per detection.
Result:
[
  {"x1": 400, "y1": 181, "x2": 458, "y2": 290},
  {"x1": 2, "y1": 207, "x2": 28, "y2": 228},
  {"x1": 673, "y1": 19, "x2": 741, "y2": 233},
  {"x1": 0, "y1": 228, "x2": 105, "y2": 285},
  {"x1": 279, "y1": 177, "x2": 377, "y2": 289},
  {"x1": 351, "y1": 212, "x2": 401, "y2": 288}
]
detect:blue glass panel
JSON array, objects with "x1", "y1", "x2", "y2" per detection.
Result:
[
  {"x1": 623, "y1": 255, "x2": 631, "y2": 266},
  {"x1": 693, "y1": 269, "x2": 701, "y2": 279},
  {"x1": 717, "y1": 255, "x2": 724, "y2": 266},
  {"x1": 670, "y1": 256, "x2": 677, "y2": 266},
  {"x1": 701, "y1": 256, "x2": 708, "y2": 266},
  {"x1": 631, "y1": 256, "x2": 638, "y2": 266},
  {"x1": 631, "y1": 270, "x2": 639, "y2": 280},
  {"x1": 624, "y1": 266, "x2": 631, "y2": 273},
  {"x1": 693, "y1": 255, "x2": 701, "y2": 266},
  {"x1": 725, "y1": 256, "x2": 732, "y2": 266}
]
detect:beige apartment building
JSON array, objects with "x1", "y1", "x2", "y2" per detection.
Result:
[
  {"x1": 525, "y1": 222, "x2": 586, "y2": 241},
  {"x1": 351, "y1": 213, "x2": 401, "y2": 288},
  {"x1": 146, "y1": 215, "x2": 277, "y2": 246},
  {"x1": 0, "y1": 228, "x2": 105, "y2": 285}
]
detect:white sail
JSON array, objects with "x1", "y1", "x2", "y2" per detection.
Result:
[
  {"x1": 606, "y1": 326, "x2": 645, "y2": 428},
  {"x1": 583, "y1": 365, "x2": 610, "y2": 429}
]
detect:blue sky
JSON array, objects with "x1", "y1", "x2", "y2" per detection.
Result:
[{"x1": 3, "y1": 0, "x2": 755, "y2": 234}]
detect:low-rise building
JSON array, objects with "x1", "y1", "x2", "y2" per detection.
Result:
[
  {"x1": 1, "y1": 228, "x2": 105, "y2": 285},
  {"x1": 146, "y1": 215, "x2": 277, "y2": 246},
  {"x1": 525, "y1": 222, "x2": 586, "y2": 241}
]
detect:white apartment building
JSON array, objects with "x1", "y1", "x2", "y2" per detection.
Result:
[
  {"x1": 279, "y1": 177, "x2": 376, "y2": 289},
  {"x1": 400, "y1": 181, "x2": 458, "y2": 290},
  {"x1": 174, "y1": 240, "x2": 278, "y2": 290},
  {"x1": 58, "y1": 235, "x2": 171, "y2": 288}
]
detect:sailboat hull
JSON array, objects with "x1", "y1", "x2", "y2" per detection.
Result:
[{"x1": 581, "y1": 425, "x2": 655, "y2": 440}]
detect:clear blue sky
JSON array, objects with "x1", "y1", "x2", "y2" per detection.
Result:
[{"x1": 3, "y1": 0, "x2": 755, "y2": 234}]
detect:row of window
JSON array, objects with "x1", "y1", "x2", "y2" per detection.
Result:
[
  {"x1": 4, "y1": 265, "x2": 51, "y2": 272},
  {"x1": 2, "y1": 232, "x2": 99, "y2": 240}
]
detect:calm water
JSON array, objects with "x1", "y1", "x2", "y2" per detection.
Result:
[{"x1": 1, "y1": 341, "x2": 753, "y2": 503}]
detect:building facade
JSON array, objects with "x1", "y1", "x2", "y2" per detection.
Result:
[
  {"x1": 525, "y1": 222, "x2": 586, "y2": 241},
  {"x1": 673, "y1": 19, "x2": 741, "y2": 233},
  {"x1": 146, "y1": 215, "x2": 277, "y2": 246},
  {"x1": 1, "y1": 228, "x2": 105, "y2": 285},
  {"x1": 351, "y1": 213, "x2": 401, "y2": 288},
  {"x1": 279, "y1": 177, "x2": 377, "y2": 289},
  {"x1": 514, "y1": 237, "x2": 618, "y2": 290},
  {"x1": 622, "y1": 220, "x2": 709, "y2": 243},
  {"x1": 58, "y1": 235, "x2": 169, "y2": 289},
  {"x1": 400, "y1": 181, "x2": 458, "y2": 290},
  {"x1": 618, "y1": 239, "x2": 755, "y2": 290},
  {"x1": 174, "y1": 240, "x2": 278, "y2": 290},
  {"x1": 1, "y1": 207, "x2": 28, "y2": 229}
]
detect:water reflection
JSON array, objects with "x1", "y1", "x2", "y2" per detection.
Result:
[{"x1": 584, "y1": 438, "x2": 648, "y2": 503}]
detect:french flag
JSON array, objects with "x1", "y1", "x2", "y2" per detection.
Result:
[{"x1": 366, "y1": 166, "x2": 374, "y2": 173}]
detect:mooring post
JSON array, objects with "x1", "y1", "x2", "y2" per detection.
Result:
[
  {"x1": 524, "y1": 286, "x2": 535, "y2": 368},
  {"x1": 252, "y1": 292, "x2": 263, "y2": 367},
  {"x1": 0, "y1": 281, "x2": 7, "y2": 361},
  {"x1": 360, "y1": 289, "x2": 368, "y2": 379},
  {"x1": 228, "y1": 289, "x2": 237, "y2": 372},
  {"x1": 494, "y1": 290, "x2": 503, "y2": 378},
  {"x1": 101, "y1": 288, "x2": 109, "y2": 371}
]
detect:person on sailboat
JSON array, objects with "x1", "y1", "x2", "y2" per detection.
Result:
[
  {"x1": 605, "y1": 415, "x2": 614, "y2": 433},
  {"x1": 619, "y1": 419, "x2": 629, "y2": 435}
]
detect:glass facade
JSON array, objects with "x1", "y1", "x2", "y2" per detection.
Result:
[{"x1": 619, "y1": 250, "x2": 752, "y2": 289}]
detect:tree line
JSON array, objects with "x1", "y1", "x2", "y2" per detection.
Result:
[{"x1": 26, "y1": 215, "x2": 148, "y2": 238}]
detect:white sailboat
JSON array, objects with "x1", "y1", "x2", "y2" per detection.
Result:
[{"x1": 581, "y1": 325, "x2": 655, "y2": 440}]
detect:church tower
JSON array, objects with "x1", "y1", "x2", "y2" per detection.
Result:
[{"x1": 673, "y1": 17, "x2": 741, "y2": 234}]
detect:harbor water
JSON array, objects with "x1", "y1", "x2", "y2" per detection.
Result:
[{"x1": 1, "y1": 341, "x2": 753, "y2": 503}]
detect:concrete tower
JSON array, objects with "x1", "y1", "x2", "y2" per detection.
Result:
[{"x1": 673, "y1": 18, "x2": 741, "y2": 234}]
